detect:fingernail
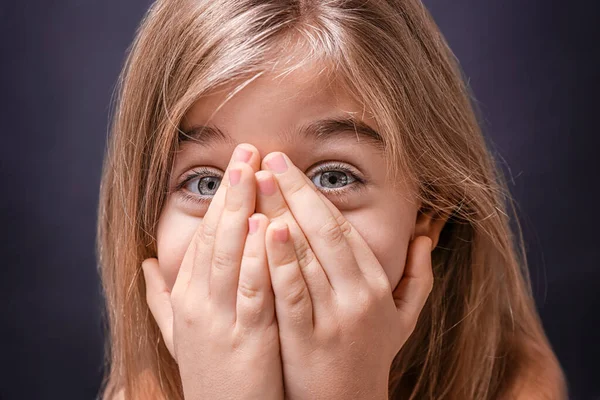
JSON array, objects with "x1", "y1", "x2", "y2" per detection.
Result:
[
  {"x1": 274, "y1": 224, "x2": 289, "y2": 243},
  {"x1": 229, "y1": 168, "x2": 241, "y2": 186},
  {"x1": 265, "y1": 153, "x2": 288, "y2": 174},
  {"x1": 248, "y1": 217, "x2": 259, "y2": 234},
  {"x1": 257, "y1": 176, "x2": 276, "y2": 196},
  {"x1": 234, "y1": 146, "x2": 252, "y2": 163}
]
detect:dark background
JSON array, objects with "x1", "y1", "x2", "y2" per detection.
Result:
[{"x1": 1, "y1": 1, "x2": 598, "y2": 399}]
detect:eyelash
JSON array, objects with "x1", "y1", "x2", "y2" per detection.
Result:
[{"x1": 173, "y1": 162, "x2": 365, "y2": 206}]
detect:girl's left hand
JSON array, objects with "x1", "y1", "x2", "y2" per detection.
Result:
[{"x1": 255, "y1": 152, "x2": 434, "y2": 400}]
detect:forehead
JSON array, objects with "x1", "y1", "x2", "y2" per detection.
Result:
[{"x1": 180, "y1": 61, "x2": 382, "y2": 152}]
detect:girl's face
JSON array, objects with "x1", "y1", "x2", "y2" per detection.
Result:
[{"x1": 156, "y1": 63, "x2": 433, "y2": 292}]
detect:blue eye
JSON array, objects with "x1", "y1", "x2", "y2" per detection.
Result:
[
  {"x1": 312, "y1": 170, "x2": 356, "y2": 189},
  {"x1": 308, "y1": 161, "x2": 363, "y2": 194},
  {"x1": 175, "y1": 167, "x2": 223, "y2": 205},
  {"x1": 185, "y1": 175, "x2": 221, "y2": 196},
  {"x1": 174, "y1": 162, "x2": 365, "y2": 207}
]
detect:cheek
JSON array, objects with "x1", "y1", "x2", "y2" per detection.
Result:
[
  {"x1": 156, "y1": 204, "x2": 202, "y2": 290},
  {"x1": 345, "y1": 204, "x2": 416, "y2": 289}
]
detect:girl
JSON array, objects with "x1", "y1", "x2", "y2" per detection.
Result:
[{"x1": 97, "y1": 0, "x2": 567, "y2": 399}]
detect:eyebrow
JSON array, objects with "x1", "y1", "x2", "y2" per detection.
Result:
[{"x1": 178, "y1": 116, "x2": 385, "y2": 151}]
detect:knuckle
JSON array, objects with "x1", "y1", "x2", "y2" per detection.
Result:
[
  {"x1": 356, "y1": 290, "x2": 375, "y2": 315},
  {"x1": 277, "y1": 249, "x2": 299, "y2": 268},
  {"x1": 317, "y1": 216, "x2": 345, "y2": 246},
  {"x1": 237, "y1": 295, "x2": 271, "y2": 327},
  {"x1": 241, "y1": 249, "x2": 263, "y2": 266},
  {"x1": 294, "y1": 238, "x2": 315, "y2": 269},
  {"x1": 287, "y1": 177, "x2": 308, "y2": 199},
  {"x1": 237, "y1": 304, "x2": 265, "y2": 326},
  {"x1": 197, "y1": 222, "x2": 217, "y2": 247},
  {"x1": 284, "y1": 282, "x2": 309, "y2": 309},
  {"x1": 268, "y1": 204, "x2": 288, "y2": 220},
  {"x1": 212, "y1": 249, "x2": 237, "y2": 272},
  {"x1": 368, "y1": 266, "x2": 391, "y2": 292},
  {"x1": 373, "y1": 277, "x2": 392, "y2": 301},
  {"x1": 180, "y1": 305, "x2": 199, "y2": 328},
  {"x1": 337, "y1": 215, "x2": 353, "y2": 237},
  {"x1": 237, "y1": 279, "x2": 263, "y2": 301},
  {"x1": 342, "y1": 287, "x2": 373, "y2": 318}
]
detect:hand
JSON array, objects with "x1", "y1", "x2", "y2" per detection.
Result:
[
  {"x1": 142, "y1": 144, "x2": 284, "y2": 400},
  {"x1": 256, "y1": 152, "x2": 434, "y2": 400}
]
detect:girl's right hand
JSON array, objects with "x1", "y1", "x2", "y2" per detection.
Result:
[{"x1": 142, "y1": 144, "x2": 284, "y2": 400}]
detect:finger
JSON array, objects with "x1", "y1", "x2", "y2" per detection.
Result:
[
  {"x1": 295, "y1": 169, "x2": 389, "y2": 288},
  {"x1": 236, "y1": 213, "x2": 274, "y2": 327},
  {"x1": 207, "y1": 161, "x2": 257, "y2": 317},
  {"x1": 265, "y1": 220, "x2": 314, "y2": 336},
  {"x1": 392, "y1": 236, "x2": 434, "y2": 325},
  {"x1": 262, "y1": 152, "x2": 364, "y2": 293},
  {"x1": 175, "y1": 144, "x2": 259, "y2": 298},
  {"x1": 142, "y1": 258, "x2": 176, "y2": 360},
  {"x1": 315, "y1": 187, "x2": 389, "y2": 288},
  {"x1": 255, "y1": 170, "x2": 333, "y2": 313}
]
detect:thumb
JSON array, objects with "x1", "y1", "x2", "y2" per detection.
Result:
[
  {"x1": 392, "y1": 236, "x2": 434, "y2": 328},
  {"x1": 142, "y1": 258, "x2": 176, "y2": 361}
]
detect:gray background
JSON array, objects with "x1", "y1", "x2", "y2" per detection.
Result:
[{"x1": 1, "y1": 1, "x2": 598, "y2": 399}]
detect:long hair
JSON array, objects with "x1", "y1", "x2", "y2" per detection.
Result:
[{"x1": 97, "y1": 0, "x2": 561, "y2": 398}]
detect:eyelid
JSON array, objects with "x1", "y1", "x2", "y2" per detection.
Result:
[
  {"x1": 305, "y1": 160, "x2": 365, "y2": 183},
  {"x1": 176, "y1": 161, "x2": 363, "y2": 187},
  {"x1": 171, "y1": 167, "x2": 223, "y2": 207},
  {"x1": 174, "y1": 166, "x2": 223, "y2": 191},
  {"x1": 171, "y1": 160, "x2": 366, "y2": 207}
]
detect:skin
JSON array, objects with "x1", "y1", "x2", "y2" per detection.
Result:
[{"x1": 142, "y1": 63, "x2": 447, "y2": 399}]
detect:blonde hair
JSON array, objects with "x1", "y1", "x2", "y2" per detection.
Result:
[{"x1": 97, "y1": 0, "x2": 563, "y2": 398}]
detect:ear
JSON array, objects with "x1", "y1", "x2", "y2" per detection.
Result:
[{"x1": 413, "y1": 204, "x2": 449, "y2": 250}]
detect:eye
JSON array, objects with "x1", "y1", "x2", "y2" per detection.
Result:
[
  {"x1": 175, "y1": 167, "x2": 223, "y2": 204},
  {"x1": 312, "y1": 170, "x2": 356, "y2": 189},
  {"x1": 307, "y1": 161, "x2": 364, "y2": 195},
  {"x1": 186, "y1": 175, "x2": 221, "y2": 196}
]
